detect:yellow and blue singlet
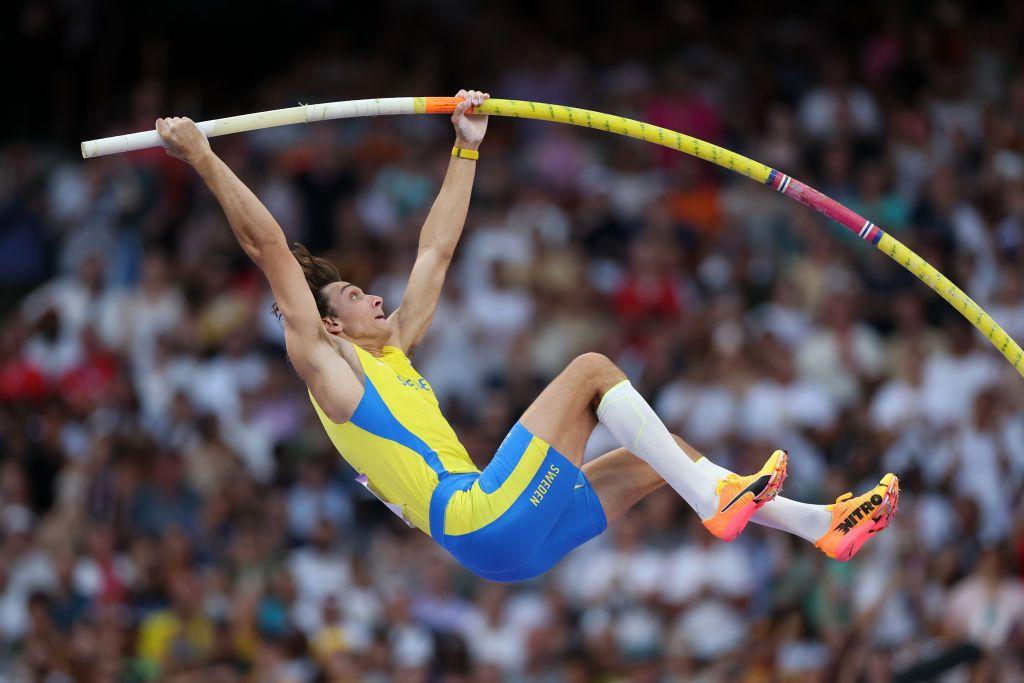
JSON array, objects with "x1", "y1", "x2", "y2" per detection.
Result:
[{"x1": 310, "y1": 345, "x2": 607, "y2": 581}]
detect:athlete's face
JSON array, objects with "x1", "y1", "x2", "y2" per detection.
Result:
[{"x1": 321, "y1": 281, "x2": 391, "y2": 341}]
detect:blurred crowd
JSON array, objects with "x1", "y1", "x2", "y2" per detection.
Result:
[{"x1": 4, "y1": 1, "x2": 1024, "y2": 681}]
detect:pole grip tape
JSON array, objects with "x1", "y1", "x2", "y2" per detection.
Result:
[{"x1": 423, "y1": 97, "x2": 464, "y2": 114}]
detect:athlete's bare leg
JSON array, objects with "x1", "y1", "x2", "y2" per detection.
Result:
[
  {"x1": 518, "y1": 352, "x2": 794, "y2": 533},
  {"x1": 518, "y1": 353, "x2": 627, "y2": 466},
  {"x1": 582, "y1": 440, "x2": 678, "y2": 525},
  {"x1": 582, "y1": 448, "x2": 662, "y2": 525},
  {"x1": 518, "y1": 352, "x2": 740, "y2": 524}
]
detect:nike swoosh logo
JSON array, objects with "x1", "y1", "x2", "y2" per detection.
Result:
[
  {"x1": 720, "y1": 474, "x2": 771, "y2": 513},
  {"x1": 575, "y1": 483, "x2": 585, "y2": 490}
]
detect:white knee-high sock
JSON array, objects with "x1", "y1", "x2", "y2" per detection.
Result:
[
  {"x1": 695, "y1": 457, "x2": 830, "y2": 542},
  {"x1": 596, "y1": 380, "x2": 718, "y2": 519}
]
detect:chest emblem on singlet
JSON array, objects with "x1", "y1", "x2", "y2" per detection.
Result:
[{"x1": 396, "y1": 374, "x2": 432, "y2": 392}]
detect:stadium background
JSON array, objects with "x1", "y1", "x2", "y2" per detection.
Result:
[{"x1": 3, "y1": 0, "x2": 1024, "y2": 680}]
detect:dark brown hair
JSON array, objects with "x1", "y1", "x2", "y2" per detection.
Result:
[{"x1": 273, "y1": 242, "x2": 341, "y2": 319}]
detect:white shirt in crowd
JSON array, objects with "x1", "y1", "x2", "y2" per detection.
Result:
[
  {"x1": 920, "y1": 350, "x2": 1000, "y2": 428},
  {"x1": 947, "y1": 576, "x2": 1024, "y2": 649},
  {"x1": 288, "y1": 548, "x2": 352, "y2": 635},
  {"x1": 740, "y1": 378, "x2": 837, "y2": 440},
  {"x1": 656, "y1": 381, "x2": 739, "y2": 448}
]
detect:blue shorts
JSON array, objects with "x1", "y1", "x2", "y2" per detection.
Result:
[{"x1": 428, "y1": 423, "x2": 608, "y2": 582}]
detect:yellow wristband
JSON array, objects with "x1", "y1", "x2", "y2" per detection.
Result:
[{"x1": 451, "y1": 146, "x2": 479, "y2": 161}]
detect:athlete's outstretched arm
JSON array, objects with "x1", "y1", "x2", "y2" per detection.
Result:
[
  {"x1": 389, "y1": 89, "x2": 489, "y2": 353},
  {"x1": 156, "y1": 117, "x2": 363, "y2": 421}
]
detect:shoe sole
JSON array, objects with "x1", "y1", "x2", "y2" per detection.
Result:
[
  {"x1": 712, "y1": 450, "x2": 788, "y2": 541},
  {"x1": 759, "y1": 450, "x2": 788, "y2": 504},
  {"x1": 834, "y1": 474, "x2": 900, "y2": 561}
]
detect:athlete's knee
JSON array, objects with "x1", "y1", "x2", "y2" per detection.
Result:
[
  {"x1": 567, "y1": 352, "x2": 625, "y2": 391},
  {"x1": 568, "y1": 352, "x2": 616, "y2": 376}
]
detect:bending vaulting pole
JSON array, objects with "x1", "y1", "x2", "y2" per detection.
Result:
[{"x1": 81, "y1": 96, "x2": 1024, "y2": 378}]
